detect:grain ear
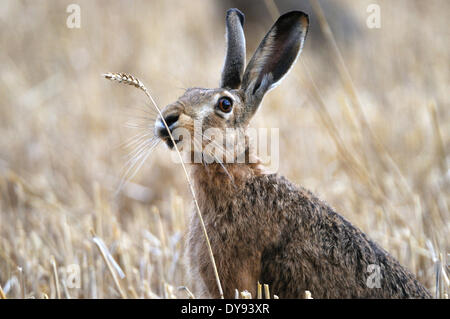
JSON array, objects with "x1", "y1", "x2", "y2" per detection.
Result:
[
  {"x1": 220, "y1": 8, "x2": 246, "y2": 89},
  {"x1": 241, "y1": 11, "x2": 309, "y2": 118}
]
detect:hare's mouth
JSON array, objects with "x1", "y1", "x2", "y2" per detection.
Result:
[
  {"x1": 163, "y1": 136, "x2": 183, "y2": 149},
  {"x1": 156, "y1": 128, "x2": 184, "y2": 149},
  {"x1": 155, "y1": 114, "x2": 182, "y2": 149},
  {"x1": 156, "y1": 127, "x2": 182, "y2": 149}
]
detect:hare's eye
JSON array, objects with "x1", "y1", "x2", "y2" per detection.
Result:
[{"x1": 217, "y1": 97, "x2": 233, "y2": 113}]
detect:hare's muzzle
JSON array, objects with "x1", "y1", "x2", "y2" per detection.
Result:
[{"x1": 155, "y1": 113, "x2": 180, "y2": 148}]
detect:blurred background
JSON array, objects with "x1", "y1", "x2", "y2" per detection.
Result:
[{"x1": 0, "y1": 0, "x2": 448, "y2": 298}]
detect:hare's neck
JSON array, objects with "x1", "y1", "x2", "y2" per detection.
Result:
[
  {"x1": 191, "y1": 162, "x2": 263, "y2": 187},
  {"x1": 190, "y1": 162, "x2": 263, "y2": 211}
]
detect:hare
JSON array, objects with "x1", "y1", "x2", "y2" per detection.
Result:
[{"x1": 154, "y1": 9, "x2": 432, "y2": 298}]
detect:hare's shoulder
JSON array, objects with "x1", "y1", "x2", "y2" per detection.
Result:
[
  {"x1": 249, "y1": 173, "x2": 383, "y2": 263},
  {"x1": 247, "y1": 173, "x2": 339, "y2": 220},
  {"x1": 257, "y1": 173, "x2": 378, "y2": 242},
  {"x1": 255, "y1": 174, "x2": 431, "y2": 298}
]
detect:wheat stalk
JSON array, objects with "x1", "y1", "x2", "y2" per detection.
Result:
[
  {"x1": 103, "y1": 72, "x2": 224, "y2": 299},
  {"x1": 264, "y1": 283, "x2": 270, "y2": 299},
  {"x1": 103, "y1": 73, "x2": 144, "y2": 90},
  {"x1": 0, "y1": 284, "x2": 6, "y2": 299},
  {"x1": 257, "y1": 282, "x2": 262, "y2": 299},
  {"x1": 91, "y1": 230, "x2": 127, "y2": 299},
  {"x1": 50, "y1": 256, "x2": 61, "y2": 299}
]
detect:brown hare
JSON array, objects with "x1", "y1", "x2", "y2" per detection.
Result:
[{"x1": 154, "y1": 9, "x2": 432, "y2": 299}]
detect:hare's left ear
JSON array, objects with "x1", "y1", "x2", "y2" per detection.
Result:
[
  {"x1": 241, "y1": 11, "x2": 309, "y2": 118},
  {"x1": 220, "y1": 8, "x2": 246, "y2": 89}
]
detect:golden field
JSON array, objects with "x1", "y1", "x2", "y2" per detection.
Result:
[{"x1": 0, "y1": 0, "x2": 448, "y2": 298}]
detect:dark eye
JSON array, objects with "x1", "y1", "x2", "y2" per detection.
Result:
[{"x1": 217, "y1": 96, "x2": 233, "y2": 113}]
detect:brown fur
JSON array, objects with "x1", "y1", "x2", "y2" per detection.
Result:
[
  {"x1": 186, "y1": 162, "x2": 432, "y2": 298},
  {"x1": 155, "y1": 9, "x2": 432, "y2": 299}
]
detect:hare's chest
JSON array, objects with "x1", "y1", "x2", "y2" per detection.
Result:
[
  {"x1": 188, "y1": 198, "x2": 263, "y2": 257},
  {"x1": 187, "y1": 208, "x2": 265, "y2": 298}
]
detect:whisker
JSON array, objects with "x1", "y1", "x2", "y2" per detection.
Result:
[
  {"x1": 116, "y1": 139, "x2": 160, "y2": 195},
  {"x1": 123, "y1": 121, "x2": 155, "y2": 129},
  {"x1": 125, "y1": 117, "x2": 156, "y2": 124},
  {"x1": 124, "y1": 137, "x2": 156, "y2": 162},
  {"x1": 120, "y1": 141, "x2": 156, "y2": 178},
  {"x1": 119, "y1": 131, "x2": 155, "y2": 150},
  {"x1": 128, "y1": 115, "x2": 157, "y2": 122},
  {"x1": 126, "y1": 105, "x2": 158, "y2": 116},
  {"x1": 123, "y1": 140, "x2": 161, "y2": 183},
  {"x1": 123, "y1": 133, "x2": 156, "y2": 150}
]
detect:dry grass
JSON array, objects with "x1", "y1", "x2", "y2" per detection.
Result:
[{"x1": 0, "y1": 0, "x2": 448, "y2": 298}]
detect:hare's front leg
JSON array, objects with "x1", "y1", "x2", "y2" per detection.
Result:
[
  {"x1": 218, "y1": 253, "x2": 262, "y2": 298},
  {"x1": 188, "y1": 232, "x2": 262, "y2": 298},
  {"x1": 195, "y1": 245, "x2": 262, "y2": 298}
]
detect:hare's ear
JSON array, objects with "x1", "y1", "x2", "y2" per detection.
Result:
[
  {"x1": 220, "y1": 8, "x2": 246, "y2": 89},
  {"x1": 241, "y1": 11, "x2": 309, "y2": 116}
]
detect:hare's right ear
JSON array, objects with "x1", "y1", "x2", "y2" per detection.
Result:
[
  {"x1": 220, "y1": 8, "x2": 246, "y2": 90},
  {"x1": 241, "y1": 11, "x2": 309, "y2": 120}
]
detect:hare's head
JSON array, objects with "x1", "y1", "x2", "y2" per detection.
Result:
[{"x1": 155, "y1": 9, "x2": 309, "y2": 158}]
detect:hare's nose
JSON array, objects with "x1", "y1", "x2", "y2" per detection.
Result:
[
  {"x1": 164, "y1": 113, "x2": 179, "y2": 129},
  {"x1": 156, "y1": 113, "x2": 179, "y2": 138}
]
